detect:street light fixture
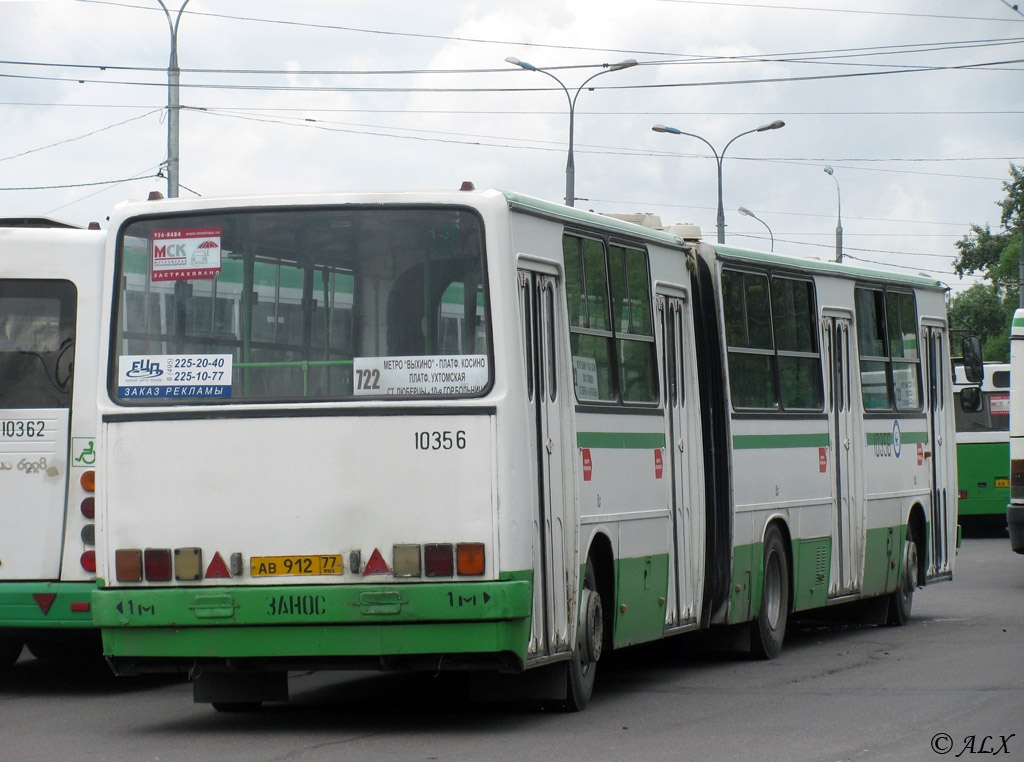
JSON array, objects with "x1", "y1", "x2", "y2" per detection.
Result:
[
  {"x1": 738, "y1": 206, "x2": 773, "y2": 251},
  {"x1": 157, "y1": 0, "x2": 191, "y2": 199},
  {"x1": 652, "y1": 120, "x2": 785, "y2": 244},
  {"x1": 823, "y1": 166, "x2": 843, "y2": 263},
  {"x1": 506, "y1": 56, "x2": 637, "y2": 207}
]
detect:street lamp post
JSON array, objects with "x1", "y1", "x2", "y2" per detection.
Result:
[
  {"x1": 158, "y1": 0, "x2": 190, "y2": 199},
  {"x1": 506, "y1": 56, "x2": 637, "y2": 207},
  {"x1": 738, "y1": 206, "x2": 773, "y2": 251},
  {"x1": 652, "y1": 120, "x2": 785, "y2": 244},
  {"x1": 824, "y1": 166, "x2": 843, "y2": 263}
]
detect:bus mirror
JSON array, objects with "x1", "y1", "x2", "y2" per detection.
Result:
[
  {"x1": 961, "y1": 337, "x2": 984, "y2": 384},
  {"x1": 959, "y1": 386, "x2": 983, "y2": 414}
]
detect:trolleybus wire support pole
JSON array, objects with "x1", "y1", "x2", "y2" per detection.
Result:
[{"x1": 157, "y1": 0, "x2": 190, "y2": 199}]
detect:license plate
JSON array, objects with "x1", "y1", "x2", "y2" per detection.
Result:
[
  {"x1": 250, "y1": 555, "x2": 343, "y2": 577},
  {"x1": 996, "y1": 478, "x2": 1010, "y2": 488}
]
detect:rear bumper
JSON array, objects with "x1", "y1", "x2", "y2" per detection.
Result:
[
  {"x1": 93, "y1": 579, "x2": 533, "y2": 672},
  {"x1": 1008, "y1": 504, "x2": 1024, "y2": 554},
  {"x1": 0, "y1": 581, "x2": 96, "y2": 629}
]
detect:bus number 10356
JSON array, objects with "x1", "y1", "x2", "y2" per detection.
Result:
[{"x1": 415, "y1": 430, "x2": 467, "y2": 451}]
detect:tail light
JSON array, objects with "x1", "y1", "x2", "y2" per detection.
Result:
[
  {"x1": 456, "y1": 543, "x2": 485, "y2": 576},
  {"x1": 144, "y1": 549, "x2": 172, "y2": 581},
  {"x1": 80, "y1": 550, "x2": 96, "y2": 572}
]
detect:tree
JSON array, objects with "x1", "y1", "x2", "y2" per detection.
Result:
[{"x1": 948, "y1": 163, "x2": 1024, "y2": 362}]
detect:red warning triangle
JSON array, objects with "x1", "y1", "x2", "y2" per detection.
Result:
[
  {"x1": 33, "y1": 593, "x2": 57, "y2": 615},
  {"x1": 205, "y1": 552, "x2": 231, "y2": 579},
  {"x1": 362, "y1": 548, "x2": 392, "y2": 576}
]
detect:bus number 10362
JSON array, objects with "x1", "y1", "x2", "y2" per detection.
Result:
[{"x1": 415, "y1": 430, "x2": 467, "y2": 451}]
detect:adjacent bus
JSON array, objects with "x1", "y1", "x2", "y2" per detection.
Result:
[
  {"x1": 1008, "y1": 310, "x2": 1024, "y2": 553},
  {"x1": 91, "y1": 189, "x2": 958, "y2": 709},
  {"x1": 0, "y1": 220, "x2": 103, "y2": 668},
  {"x1": 953, "y1": 363, "x2": 1010, "y2": 526}
]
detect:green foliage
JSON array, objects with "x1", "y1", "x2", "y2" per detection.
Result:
[{"x1": 949, "y1": 164, "x2": 1024, "y2": 361}]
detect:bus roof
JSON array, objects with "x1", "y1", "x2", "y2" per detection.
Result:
[{"x1": 711, "y1": 243, "x2": 947, "y2": 291}]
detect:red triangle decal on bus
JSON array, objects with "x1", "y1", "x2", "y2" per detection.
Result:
[
  {"x1": 33, "y1": 593, "x2": 57, "y2": 615},
  {"x1": 362, "y1": 548, "x2": 392, "y2": 576},
  {"x1": 205, "y1": 552, "x2": 231, "y2": 579}
]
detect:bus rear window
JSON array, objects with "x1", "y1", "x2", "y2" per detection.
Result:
[
  {"x1": 0, "y1": 280, "x2": 77, "y2": 409},
  {"x1": 112, "y1": 207, "x2": 491, "y2": 404},
  {"x1": 954, "y1": 390, "x2": 1009, "y2": 432}
]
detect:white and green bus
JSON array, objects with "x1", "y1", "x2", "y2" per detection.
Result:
[
  {"x1": 91, "y1": 189, "x2": 960, "y2": 709},
  {"x1": 1008, "y1": 310, "x2": 1024, "y2": 553},
  {"x1": 0, "y1": 220, "x2": 103, "y2": 668},
  {"x1": 952, "y1": 362, "x2": 1010, "y2": 527}
]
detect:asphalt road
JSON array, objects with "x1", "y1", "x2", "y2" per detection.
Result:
[{"x1": 1, "y1": 537, "x2": 1021, "y2": 762}]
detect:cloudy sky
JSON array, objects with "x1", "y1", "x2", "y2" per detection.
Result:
[{"x1": 2, "y1": 0, "x2": 1022, "y2": 292}]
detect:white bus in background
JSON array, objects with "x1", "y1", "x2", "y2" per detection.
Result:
[
  {"x1": 0, "y1": 219, "x2": 103, "y2": 668},
  {"x1": 90, "y1": 189, "x2": 960, "y2": 710},
  {"x1": 1008, "y1": 309, "x2": 1024, "y2": 553}
]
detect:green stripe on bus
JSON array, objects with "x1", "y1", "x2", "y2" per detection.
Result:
[
  {"x1": 576, "y1": 432, "x2": 666, "y2": 449},
  {"x1": 732, "y1": 433, "x2": 830, "y2": 450},
  {"x1": 1013, "y1": 316, "x2": 1024, "y2": 327}
]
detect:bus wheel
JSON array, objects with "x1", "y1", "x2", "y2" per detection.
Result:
[
  {"x1": 750, "y1": 525, "x2": 789, "y2": 660},
  {"x1": 0, "y1": 638, "x2": 23, "y2": 670},
  {"x1": 886, "y1": 525, "x2": 918, "y2": 626},
  {"x1": 565, "y1": 562, "x2": 603, "y2": 711}
]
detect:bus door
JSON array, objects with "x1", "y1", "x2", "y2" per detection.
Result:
[
  {"x1": 657, "y1": 289, "x2": 704, "y2": 627},
  {"x1": 518, "y1": 268, "x2": 571, "y2": 657},
  {"x1": 0, "y1": 280, "x2": 76, "y2": 580},
  {"x1": 923, "y1": 323, "x2": 950, "y2": 574},
  {"x1": 824, "y1": 313, "x2": 861, "y2": 594}
]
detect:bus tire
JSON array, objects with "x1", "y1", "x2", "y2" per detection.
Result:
[
  {"x1": 564, "y1": 561, "x2": 602, "y2": 711},
  {"x1": 750, "y1": 525, "x2": 789, "y2": 660},
  {"x1": 886, "y1": 525, "x2": 918, "y2": 626},
  {"x1": 0, "y1": 638, "x2": 22, "y2": 670}
]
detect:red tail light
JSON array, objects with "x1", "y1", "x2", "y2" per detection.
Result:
[
  {"x1": 81, "y1": 496, "x2": 95, "y2": 519},
  {"x1": 81, "y1": 550, "x2": 96, "y2": 572},
  {"x1": 144, "y1": 549, "x2": 172, "y2": 581},
  {"x1": 424, "y1": 544, "x2": 454, "y2": 577}
]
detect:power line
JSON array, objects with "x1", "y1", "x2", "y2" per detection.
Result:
[
  {"x1": 2, "y1": 102, "x2": 1022, "y2": 117},
  {"x1": 0, "y1": 173, "x2": 161, "y2": 191},
  {"x1": 3, "y1": 54, "x2": 1022, "y2": 94},
  {"x1": 0, "y1": 109, "x2": 161, "y2": 164},
  {"x1": 4, "y1": 36, "x2": 1023, "y2": 75},
  {"x1": 656, "y1": 0, "x2": 1024, "y2": 24}
]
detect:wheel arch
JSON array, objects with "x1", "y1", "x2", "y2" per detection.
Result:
[{"x1": 584, "y1": 531, "x2": 615, "y2": 651}]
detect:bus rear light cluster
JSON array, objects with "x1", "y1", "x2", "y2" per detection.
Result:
[
  {"x1": 80, "y1": 470, "x2": 96, "y2": 567},
  {"x1": 112, "y1": 543, "x2": 486, "y2": 582},
  {"x1": 1011, "y1": 459, "x2": 1024, "y2": 500},
  {"x1": 115, "y1": 548, "x2": 240, "y2": 582},
  {"x1": 394, "y1": 542, "x2": 485, "y2": 578}
]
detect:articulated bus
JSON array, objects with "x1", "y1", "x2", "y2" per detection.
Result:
[
  {"x1": 0, "y1": 221, "x2": 103, "y2": 668},
  {"x1": 953, "y1": 362, "x2": 1010, "y2": 527},
  {"x1": 91, "y1": 189, "x2": 959, "y2": 709},
  {"x1": 1008, "y1": 311, "x2": 1024, "y2": 553}
]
